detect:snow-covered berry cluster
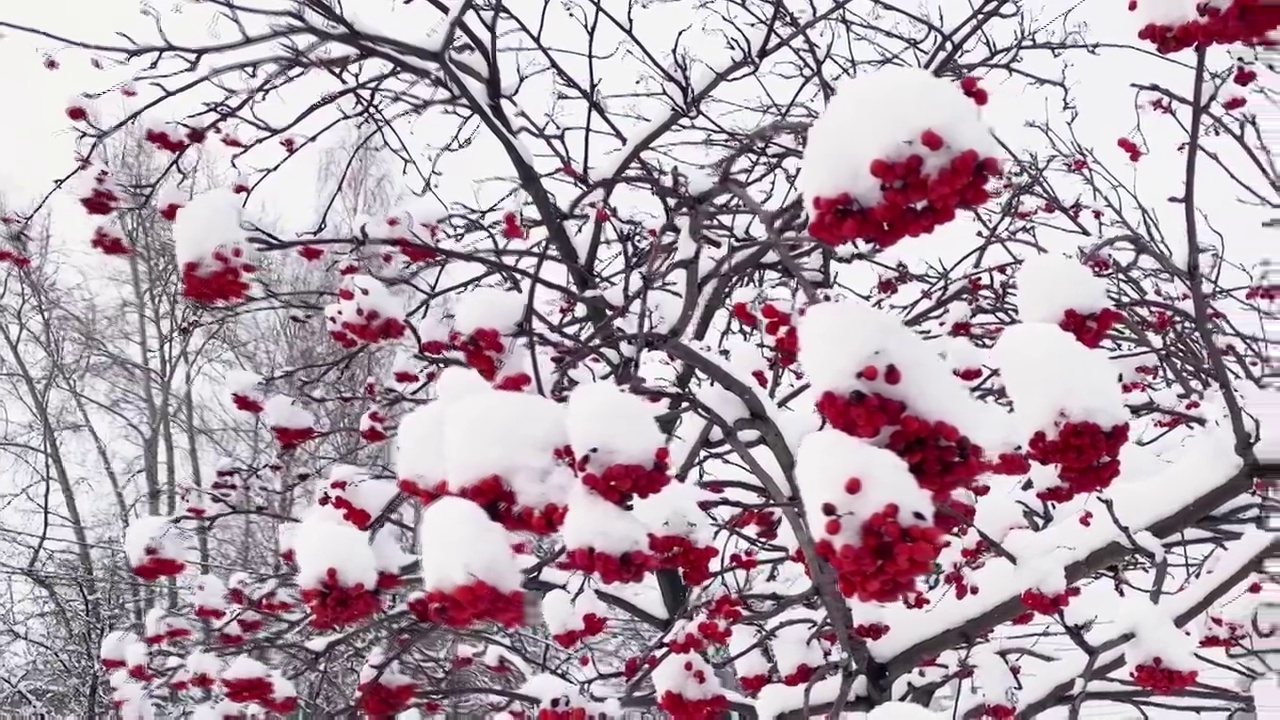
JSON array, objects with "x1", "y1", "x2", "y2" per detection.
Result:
[
  {"x1": 326, "y1": 275, "x2": 408, "y2": 348},
  {"x1": 172, "y1": 189, "x2": 258, "y2": 305},
  {"x1": 799, "y1": 67, "x2": 1002, "y2": 250},
  {"x1": 732, "y1": 300, "x2": 799, "y2": 369},
  {"x1": 1130, "y1": 0, "x2": 1279, "y2": 54}
]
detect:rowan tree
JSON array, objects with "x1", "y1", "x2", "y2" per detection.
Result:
[{"x1": 1, "y1": 0, "x2": 1276, "y2": 718}]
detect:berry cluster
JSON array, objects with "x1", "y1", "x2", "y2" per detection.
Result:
[
  {"x1": 435, "y1": 328, "x2": 508, "y2": 380},
  {"x1": 808, "y1": 143, "x2": 1001, "y2": 249},
  {"x1": 328, "y1": 286, "x2": 407, "y2": 348},
  {"x1": 1199, "y1": 615, "x2": 1249, "y2": 648},
  {"x1": 734, "y1": 302, "x2": 800, "y2": 368},
  {"x1": 781, "y1": 663, "x2": 816, "y2": 686},
  {"x1": 815, "y1": 503, "x2": 945, "y2": 602},
  {"x1": 560, "y1": 547, "x2": 656, "y2": 584},
  {"x1": 360, "y1": 409, "x2": 389, "y2": 444},
  {"x1": 299, "y1": 569, "x2": 380, "y2": 630},
  {"x1": 1059, "y1": 307, "x2": 1125, "y2": 348},
  {"x1": 1028, "y1": 420, "x2": 1129, "y2": 502},
  {"x1": 406, "y1": 581, "x2": 525, "y2": 628},
  {"x1": 1131, "y1": 0, "x2": 1280, "y2": 54},
  {"x1": 231, "y1": 392, "x2": 264, "y2": 414},
  {"x1": 91, "y1": 225, "x2": 132, "y2": 255},
  {"x1": 979, "y1": 704, "x2": 1016, "y2": 719},
  {"x1": 551, "y1": 612, "x2": 607, "y2": 648},
  {"x1": 398, "y1": 474, "x2": 567, "y2": 535},
  {"x1": 649, "y1": 533, "x2": 718, "y2": 585},
  {"x1": 1130, "y1": 657, "x2": 1199, "y2": 694},
  {"x1": 576, "y1": 448, "x2": 672, "y2": 506},
  {"x1": 1117, "y1": 137, "x2": 1144, "y2": 162},
  {"x1": 132, "y1": 548, "x2": 187, "y2": 582},
  {"x1": 1014, "y1": 587, "x2": 1082, "y2": 624},
  {"x1": 271, "y1": 423, "x2": 319, "y2": 449},
  {"x1": 181, "y1": 246, "x2": 256, "y2": 305},
  {"x1": 78, "y1": 167, "x2": 121, "y2": 215},
  {"x1": 357, "y1": 678, "x2": 417, "y2": 717},
  {"x1": 727, "y1": 508, "x2": 780, "y2": 541}
]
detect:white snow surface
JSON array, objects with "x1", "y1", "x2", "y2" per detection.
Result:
[
  {"x1": 566, "y1": 381, "x2": 664, "y2": 465},
  {"x1": 100, "y1": 630, "x2": 138, "y2": 660},
  {"x1": 796, "y1": 299, "x2": 1012, "y2": 448},
  {"x1": 452, "y1": 286, "x2": 526, "y2": 335},
  {"x1": 795, "y1": 430, "x2": 934, "y2": 533},
  {"x1": 224, "y1": 369, "x2": 262, "y2": 395},
  {"x1": 651, "y1": 652, "x2": 723, "y2": 701},
  {"x1": 797, "y1": 65, "x2": 1000, "y2": 206},
  {"x1": 261, "y1": 395, "x2": 316, "y2": 430},
  {"x1": 221, "y1": 656, "x2": 268, "y2": 680},
  {"x1": 561, "y1": 485, "x2": 651, "y2": 555},
  {"x1": 171, "y1": 188, "x2": 250, "y2": 267},
  {"x1": 418, "y1": 496, "x2": 522, "y2": 592},
  {"x1": 292, "y1": 517, "x2": 378, "y2": 589},
  {"x1": 1013, "y1": 253, "x2": 1111, "y2": 322},
  {"x1": 123, "y1": 516, "x2": 185, "y2": 567},
  {"x1": 993, "y1": 322, "x2": 1128, "y2": 436},
  {"x1": 442, "y1": 388, "x2": 568, "y2": 494}
]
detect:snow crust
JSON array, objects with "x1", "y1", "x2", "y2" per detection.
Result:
[
  {"x1": 796, "y1": 430, "x2": 934, "y2": 532},
  {"x1": 566, "y1": 381, "x2": 664, "y2": 465},
  {"x1": 418, "y1": 496, "x2": 522, "y2": 592},
  {"x1": 561, "y1": 485, "x2": 650, "y2": 555},
  {"x1": 442, "y1": 389, "x2": 567, "y2": 491},
  {"x1": 124, "y1": 516, "x2": 185, "y2": 566},
  {"x1": 261, "y1": 395, "x2": 315, "y2": 430},
  {"x1": 1014, "y1": 253, "x2": 1111, "y2": 321},
  {"x1": 453, "y1": 287, "x2": 526, "y2": 334},
  {"x1": 292, "y1": 517, "x2": 378, "y2": 589},
  {"x1": 172, "y1": 188, "x2": 249, "y2": 267},
  {"x1": 796, "y1": 299, "x2": 1011, "y2": 447},
  {"x1": 797, "y1": 66, "x2": 999, "y2": 205},
  {"x1": 993, "y1": 323, "x2": 1128, "y2": 435}
]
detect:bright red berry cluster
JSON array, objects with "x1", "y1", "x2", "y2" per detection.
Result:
[
  {"x1": 397, "y1": 474, "x2": 566, "y2": 535},
  {"x1": 133, "y1": 548, "x2": 186, "y2": 581},
  {"x1": 657, "y1": 667, "x2": 727, "y2": 719},
  {"x1": 1199, "y1": 615, "x2": 1249, "y2": 648},
  {"x1": 959, "y1": 75, "x2": 989, "y2": 105},
  {"x1": 649, "y1": 533, "x2": 718, "y2": 585},
  {"x1": 181, "y1": 246, "x2": 256, "y2": 305},
  {"x1": 551, "y1": 612, "x2": 607, "y2": 647},
  {"x1": 1132, "y1": 0, "x2": 1280, "y2": 54},
  {"x1": 1130, "y1": 657, "x2": 1199, "y2": 693},
  {"x1": 222, "y1": 676, "x2": 274, "y2": 706},
  {"x1": 734, "y1": 302, "x2": 800, "y2": 368},
  {"x1": 299, "y1": 568, "x2": 381, "y2": 630},
  {"x1": 406, "y1": 581, "x2": 525, "y2": 628},
  {"x1": 357, "y1": 679, "x2": 417, "y2": 717},
  {"x1": 79, "y1": 168, "x2": 120, "y2": 215},
  {"x1": 1014, "y1": 587, "x2": 1081, "y2": 623},
  {"x1": 91, "y1": 225, "x2": 132, "y2": 255},
  {"x1": 814, "y1": 503, "x2": 946, "y2": 603},
  {"x1": 1028, "y1": 420, "x2": 1130, "y2": 502},
  {"x1": 1059, "y1": 307, "x2": 1125, "y2": 348},
  {"x1": 434, "y1": 328, "x2": 507, "y2": 380},
  {"x1": 577, "y1": 448, "x2": 672, "y2": 506},
  {"x1": 808, "y1": 144, "x2": 1001, "y2": 249},
  {"x1": 1117, "y1": 137, "x2": 1143, "y2": 161},
  {"x1": 271, "y1": 424, "x2": 319, "y2": 449},
  {"x1": 231, "y1": 392, "x2": 263, "y2": 414},
  {"x1": 560, "y1": 547, "x2": 656, "y2": 584},
  {"x1": 979, "y1": 704, "x2": 1016, "y2": 719}
]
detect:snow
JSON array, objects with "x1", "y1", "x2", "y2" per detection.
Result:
[
  {"x1": 292, "y1": 516, "x2": 378, "y2": 589},
  {"x1": 795, "y1": 430, "x2": 935, "y2": 532},
  {"x1": 1129, "y1": 0, "x2": 1219, "y2": 25},
  {"x1": 796, "y1": 299, "x2": 1011, "y2": 448},
  {"x1": 797, "y1": 65, "x2": 1000, "y2": 205},
  {"x1": 171, "y1": 188, "x2": 250, "y2": 267},
  {"x1": 770, "y1": 613, "x2": 823, "y2": 676},
  {"x1": 452, "y1": 287, "x2": 526, "y2": 335},
  {"x1": 651, "y1": 652, "x2": 723, "y2": 701},
  {"x1": 441, "y1": 388, "x2": 568, "y2": 493},
  {"x1": 728, "y1": 625, "x2": 771, "y2": 677},
  {"x1": 186, "y1": 651, "x2": 221, "y2": 678},
  {"x1": 224, "y1": 370, "x2": 262, "y2": 395},
  {"x1": 100, "y1": 630, "x2": 138, "y2": 661},
  {"x1": 867, "y1": 702, "x2": 941, "y2": 718},
  {"x1": 261, "y1": 395, "x2": 316, "y2": 430},
  {"x1": 565, "y1": 381, "x2": 664, "y2": 465},
  {"x1": 561, "y1": 485, "x2": 651, "y2": 555},
  {"x1": 418, "y1": 496, "x2": 522, "y2": 592},
  {"x1": 1013, "y1": 253, "x2": 1111, "y2": 322},
  {"x1": 123, "y1": 516, "x2": 185, "y2": 567},
  {"x1": 869, "y1": 428, "x2": 1244, "y2": 660},
  {"x1": 222, "y1": 656, "x2": 269, "y2": 680},
  {"x1": 1117, "y1": 596, "x2": 1202, "y2": 670},
  {"x1": 434, "y1": 366, "x2": 492, "y2": 401},
  {"x1": 993, "y1": 323, "x2": 1128, "y2": 436},
  {"x1": 192, "y1": 575, "x2": 227, "y2": 610}
]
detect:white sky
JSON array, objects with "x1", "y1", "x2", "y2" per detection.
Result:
[{"x1": 0, "y1": 0, "x2": 1271, "y2": 276}]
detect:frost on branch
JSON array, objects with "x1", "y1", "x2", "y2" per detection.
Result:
[
  {"x1": 124, "y1": 516, "x2": 187, "y2": 581},
  {"x1": 798, "y1": 65, "x2": 1002, "y2": 249},
  {"x1": 261, "y1": 394, "x2": 319, "y2": 449},
  {"x1": 1014, "y1": 253, "x2": 1124, "y2": 348},
  {"x1": 995, "y1": 323, "x2": 1130, "y2": 502},
  {"x1": 292, "y1": 517, "x2": 381, "y2": 630},
  {"x1": 408, "y1": 496, "x2": 525, "y2": 628},
  {"x1": 326, "y1": 274, "x2": 408, "y2": 348},
  {"x1": 652, "y1": 652, "x2": 729, "y2": 719},
  {"x1": 172, "y1": 188, "x2": 257, "y2": 305}
]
